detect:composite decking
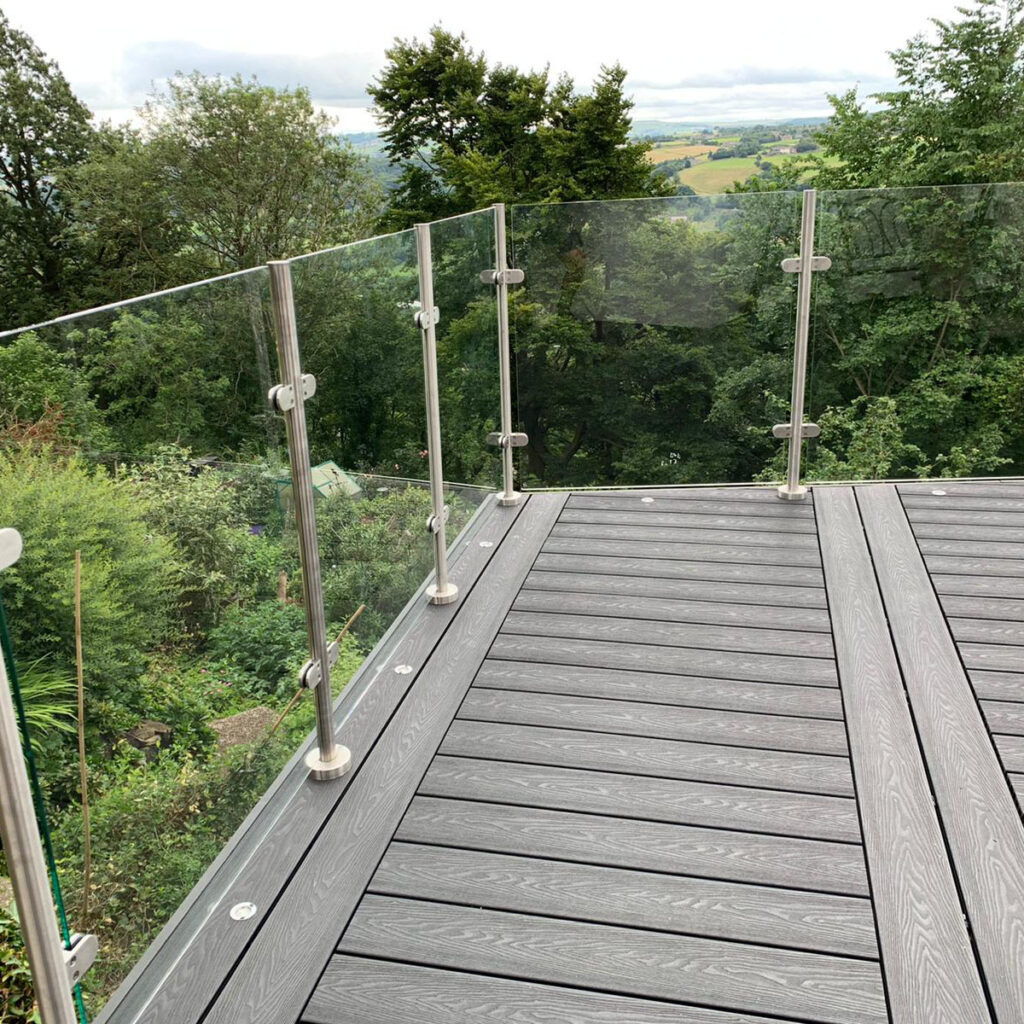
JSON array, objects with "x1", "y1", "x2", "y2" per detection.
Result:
[{"x1": 98, "y1": 482, "x2": 1024, "y2": 1024}]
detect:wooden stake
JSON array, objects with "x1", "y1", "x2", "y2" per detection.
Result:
[
  {"x1": 268, "y1": 604, "x2": 366, "y2": 738},
  {"x1": 74, "y1": 551, "x2": 91, "y2": 920}
]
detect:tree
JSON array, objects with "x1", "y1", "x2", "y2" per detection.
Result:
[
  {"x1": 369, "y1": 27, "x2": 668, "y2": 226},
  {"x1": 73, "y1": 74, "x2": 382, "y2": 285},
  {"x1": 0, "y1": 11, "x2": 94, "y2": 327},
  {"x1": 815, "y1": 0, "x2": 1024, "y2": 188}
]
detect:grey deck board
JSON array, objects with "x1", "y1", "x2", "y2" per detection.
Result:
[
  {"x1": 576, "y1": 485, "x2": 809, "y2": 504},
  {"x1": 338, "y1": 897, "x2": 887, "y2": 1024},
  {"x1": 306, "y1": 958, "x2": 801, "y2": 1024},
  {"x1": 860, "y1": 484, "x2": 1024, "y2": 1022},
  {"x1": 501, "y1": 610, "x2": 835, "y2": 659},
  {"x1": 368, "y1": 843, "x2": 878, "y2": 957},
  {"x1": 949, "y1": 617, "x2": 1024, "y2": 646},
  {"x1": 922, "y1": 553, "x2": 1024, "y2": 578},
  {"x1": 906, "y1": 506, "x2": 1024, "y2": 527},
  {"x1": 396, "y1": 796, "x2": 871, "y2": 895},
  {"x1": 559, "y1": 506, "x2": 817, "y2": 533},
  {"x1": 95, "y1": 497, "x2": 528, "y2": 1024},
  {"x1": 513, "y1": 588, "x2": 832, "y2": 632},
  {"x1": 996, "y1": 734, "x2": 1024, "y2": 773},
  {"x1": 982, "y1": 700, "x2": 1024, "y2": 735},
  {"x1": 534, "y1": 550, "x2": 825, "y2": 586},
  {"x1": 544, "y1": 535, "x2": 824, "y2": 567},
  {"x1": 815, "y1": 487, "x2": 990, "y2": 1022},
  {"x1": 958, "y1": 641, "x2": 1024, "y2": 672},
  {"x1": 440, "y1": 719, "x2": 855, "y2": 795},
  {"x1": 919, "y1": 536, "x2": 1024, "y2": 560},
  {"x1": 902, "y1": 493, "x2": 1024, "y2": 513},
  {"x1": 568, "y1": 492, "x2": 814, "y2": 517},
  {"x1": 201, "y1": 494, "x2": 568, "y2": 1024},
  {"x1": 941, "y1": 594, "x2": 1024, "y2": 620},
  {"x1": 523, "y1": 569, "x2": 828, "y2": 607},
  {"x1": 419, "y1": 756, "x2": 861, "y2": 843},
  {"x1": 459, "y1": 687, "x2": 849, "y2": 756},
  {"x1": 550, "y1": 521, "x2": 820, "y2": 549},
  {"x1": 932, "y1": 572, "x2": 1024, "y2": 598},
  {"x1": 910, "y1": 521, "x2": 1024, "y2": 543},
  {"x1": 899, "y1": 481, "x2": 1024, "y2": 498},
  {"x1": 474, "y1": 659, "x2": 845, "y2": 719},
  {"x1": 489, "y1": 634, "x2": 839, "y2": 687},
  {"x1": 972, "y1": 668, "x2": 1024, "y2": 701}
]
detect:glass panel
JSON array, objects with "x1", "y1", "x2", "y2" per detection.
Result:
[
  {"x1": 806, "y1": 183, "x2": 1024, "y2": 481},
  {"x1": 289, "y1": 231, "x2": 483, "y2": 650},
  {"x1": 509, "y1": 193, "x2": 803, "y2": 489},
  {"x1": 429, "y1": 210, "x2": 502, "y2": 489},
  {"x1": 0, "y1": 268, "x2": 309, "y2": 1017}
]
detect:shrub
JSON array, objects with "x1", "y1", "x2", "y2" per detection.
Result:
[
  {"x1": 0, "y1": 452, "x2": 177, "y2": 711},
  {"x1": 125, "y1": 447, "x2": 291, "y2": 633},
  {"x1": 0, "y1": 903, "x2": 38, "y2": 1022},
  {"x1": 206, "y1": 601, "x2": 308, "y2": 699}
]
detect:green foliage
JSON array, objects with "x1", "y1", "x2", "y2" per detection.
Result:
[
  {"x1": 317, "y1": 487, "x2": 449, "y2": 638},
  {"x1": 369, "y1": 27, "x2": 668, "y2": 226},
  {"x1": 206, "y1": 602, "x2": 308, "y2": 699},
  {"x1": 0, "y1": 10, "x2": 94, "y2": 326},
  {"x1": 124, "y1": 447, "x2": 290, "y2": 632},
  {"x1": 0, "y1": 452, "x2": 177, "y2": 712},
  {"x1": 13, "y1": 658, "x2": 77, "y2": 748},
  {"x1": 0, "y1": 903, "x2": 38, "y2": 1023},
  {"x1": 815, "y1": 0, "x2": 1024, "y2": 188}
]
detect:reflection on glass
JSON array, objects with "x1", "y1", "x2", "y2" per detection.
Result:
[
  {"x1": 509, "y1": 193, "x2": 802, "y2": 489},
  {"x1": 806, "y1": 183, "x2": 1024, "y2": 481}
]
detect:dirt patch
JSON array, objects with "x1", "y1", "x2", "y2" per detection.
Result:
[{"x1": 210, "y1": 707, "x2": 278, "y2": 749}]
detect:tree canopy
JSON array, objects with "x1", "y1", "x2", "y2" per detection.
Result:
[{"x1": 368, "y1": 26, "x2": 668, "y2": 226}]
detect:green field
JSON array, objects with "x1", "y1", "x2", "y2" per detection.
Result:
[{"x1": 677, "y1": 156, "x2": 761, "y2": 193}]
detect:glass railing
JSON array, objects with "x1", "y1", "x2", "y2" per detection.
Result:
[
  {"x1": 804, "y1": 183, "x2": 1024, "y2": 481},
  {"x1": 429, "y1": 209, "x2": 501, "y2": 488},
  {"x1": 508, "y1": 193, "x2": 803, "y2": 489},
  {"x1": 0, "y1": 268, "x2": 305, "y2": 1018},
  {"x1": 290, "y1": 230, "x2": 488, "y2": 645}
]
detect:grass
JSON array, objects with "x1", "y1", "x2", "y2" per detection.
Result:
[{"x1": 677, "y1": 156, "x2": 762, "y2": 193}]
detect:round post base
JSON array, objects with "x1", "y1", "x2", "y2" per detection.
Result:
[
  {"x1": 498, "y1": 491, "x2": 523, "y2": 507},
  {"x1": 305, "y1": 745, "x2": 352, "y2": 781},
  {"x1": 427, "y1": 582, "x2": 459, "y2": 606},
  {"x1": 777, "y1": 484, "x2": 808, "y2": 501}
]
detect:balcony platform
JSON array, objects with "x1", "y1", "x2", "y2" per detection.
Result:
[{"x1": 100, "y1": 481, "x2": 1024, "y2": 1024}]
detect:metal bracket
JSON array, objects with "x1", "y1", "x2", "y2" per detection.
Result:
[
  {"x1": 414, "y1": 306, "x2": 440, "y2": 329},
  {"x1": 773, "y1": 422, "x2": 821, "y2": 439},
  {"x1": 781, "y1": 255, "x2": 832, "y2": 274},
  {"x1": 64, "y1": 932, "x2": 97, "y2": 988},
  {"x1": 479, "y1": 268, "x2": 525, "y2": 286},
  {"x1": 426, "y1": 505, "x2": 451, "y2": 535},
  {"x1": 298, "y1": 641, "x2": 340, "y2": 690},
  {"x1": 486, "y1": 431, "x2": 529, "y2": 450},
  {"x1": 0, "y1": 528, "x2": 22, "y2": 572},
  {"x1": 268, "y1": 374, "x2": 316, "y2": 412}
]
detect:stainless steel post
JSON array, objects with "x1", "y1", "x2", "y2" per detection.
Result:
[
  {"x1": 267, "y1": 262, "x2": 351, "y2": 780},
  {"x1": 0, "y1": 528, "x2": 77, "y2": 1024},
  {"x1": 415, "y1": 224, "x2": 458, "y2": 606},
  {"x1": 778, "y1": 188, "x2": 818, "y2": 501},
  {"x1": 493, "y1": 203, "x2": 522, "y2": 506}
]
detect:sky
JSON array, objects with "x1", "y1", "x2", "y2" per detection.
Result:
[{"x1": 2, "y1": 0, "x2": 969, "y2": 133}]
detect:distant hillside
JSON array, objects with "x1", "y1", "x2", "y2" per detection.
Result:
[{"x1": 630, "y1": 116, "x2": 828, "y2": 140}]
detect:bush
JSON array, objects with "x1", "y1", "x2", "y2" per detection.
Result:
[
  {"x1": 206, "y1": 601, "x2": 308, "y2": 699},
  {"x1": 0, "y1": 452, "x2": 178, "y2": 712},
  {"x1": 0, "y1": 903, "x2": 38, "y2": 1022},
  {"x1": 125, "y1": 447, "x2": 291, "y2": 633}
]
